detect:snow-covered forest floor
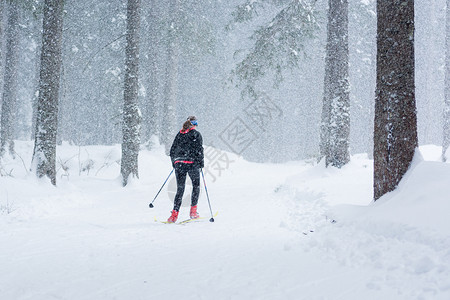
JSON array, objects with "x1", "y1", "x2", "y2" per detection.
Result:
[{"x1": 1, "y1": 141, "x2": 449, "y2": 300}]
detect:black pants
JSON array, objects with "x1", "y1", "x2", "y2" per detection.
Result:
[{"x1": 173, "y1": 163, "x2": 200, "y2": 211}]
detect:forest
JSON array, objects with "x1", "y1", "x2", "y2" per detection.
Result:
[
  {"x1": 1, "y1": 1, "x2": 450, "y2": 299},
  {"x1": 0, "y1": 0, "x2": 448, "y2": 197}
]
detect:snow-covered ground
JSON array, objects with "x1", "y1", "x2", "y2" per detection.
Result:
[{"x1": 1, "y1": 141, "x2": 449, "y2": 300}]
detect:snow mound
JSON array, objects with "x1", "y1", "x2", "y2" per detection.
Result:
[{"x1": 282, "y1": 147, "x2": 450, "y2": 300}]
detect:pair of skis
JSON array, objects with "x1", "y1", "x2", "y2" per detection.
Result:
[{"x1": 155, "y1": 211, "x2": 219, "y2": 225}]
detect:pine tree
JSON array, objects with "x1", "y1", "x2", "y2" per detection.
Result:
[
  {"x1": 229, "y1": 0, "x2": 319, "y2": 98},
  {"x1": 443, "y1": 0, "x2": 450, "y2": 161},
  {"x1": 32, "y1": 0, "x2": 64, "y2": 185},
  {"x1": 374, "y1": 0, "x2": 417, "y2": 200},
  {"x1": 320, "y1": 0, "x2": 350, "y2": 168},
  {"x1": 121, "y1": 0, "x2": 141, "y2": 186},
  {"x1": 0, "y1": 1, "x2": 19, "y2": 156}
]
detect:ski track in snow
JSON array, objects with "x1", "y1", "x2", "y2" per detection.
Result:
[{"x1": 0, "y1": 142, "x2": 449, "y2": 300}]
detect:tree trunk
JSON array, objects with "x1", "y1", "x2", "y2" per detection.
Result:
[
  {"x1": 0, "y1": 1, "x2": 19, "y2": 156},
  {"x1": 32, "y1": 0, "x2": 65, "y2": 186},
  {"x1": 121, "y1": 0, "x2": 141, "y2": 186},
  {"x1": 443, "y1": 0, "x2": 450, "y2": 161},
  {"x1": 0, "y1": 0, "x2": 4, "y2": 98},
  {"x1": 374, "y1": 0, "x2": 417, "y2": 201},
  {"x1": 31, "y1": 10, "x2": 43, "y2": 141},
  {"x1": 141, "y1": 0, "x2": 160, "y2": 145},
  {"x1": 320, "y1": 0, "x2": 350, "y2": 168},
  {"x1": 160, "y1": 0, "x2": 179, "y2": 154}
]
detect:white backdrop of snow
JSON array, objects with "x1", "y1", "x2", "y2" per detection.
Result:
[{"x1": 0, "y1": 141, "x2": 449, "y2": 300}]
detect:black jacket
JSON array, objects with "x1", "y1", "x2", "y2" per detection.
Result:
[{"x1": 169, "y1": 127, "x2": 204, "y2": 168}]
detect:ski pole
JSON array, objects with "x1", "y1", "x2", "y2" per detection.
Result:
[
  {"x1": 201, "y1": 169, "x2": 215, "y2": 222},
  {"x1": 149, "y1": 169, "x2": 174, "y2": 208}
]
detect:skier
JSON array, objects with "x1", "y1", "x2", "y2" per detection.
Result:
[{"x1": 167, "y1": 116, "x2": 204, "y2": 223}]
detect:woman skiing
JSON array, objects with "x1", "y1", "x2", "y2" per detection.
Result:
[{"x1": 167, "y1": 116, "x2": 204, "y2": 223}]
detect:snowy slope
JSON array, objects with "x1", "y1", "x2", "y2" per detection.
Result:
[{"x1": 0, "y1": 141, "x2": 449, "y2": 300}]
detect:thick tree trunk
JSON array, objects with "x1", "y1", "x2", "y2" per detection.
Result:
[
  {"x1": 31, "y1": 12, "x2": 43, "y2": 141},
  {"x1": 121, "y1": 0, "x2": 141, "y2": 186},
  {"x1": 32, "y1": 0, "x2": 65, "y2": 185},
  {"x1": 0, "y1": 0, "x2": 4, "y2": 97},
  {"x1": 160, "y1": 0, "x2": 179, "y2": 154},
  {"x1": 0, "y1": 2, "x2": 19, "y2": 156},
  {"x1": 374, "y1": 0, "x2": 417, "y2": 200},
  {"x1": 443, "y1": 0, "x2": 450, "y2": 161},
  {"x1": 320, "y1": 0, "x2": 350, "y2": 168}
]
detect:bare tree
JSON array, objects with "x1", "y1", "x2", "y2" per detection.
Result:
[
  {"x1": 31, "y1": 0, "x2": 65, "y2": 185},
  {"x1": 121, "y1": 0, "x2": 141, "y2": 186},
  {"x1": 320, "y1": 0, "x2": 350, "y2": 168},
  {"x1": 0, "y1": 1, "x2": 19, "y2": 156},
  {"x1": 443, "y1": 0, "x2": 450, "y2": 161},
  {"x1": 374, "y1": 0, "x2": 417, "y2": 200}
]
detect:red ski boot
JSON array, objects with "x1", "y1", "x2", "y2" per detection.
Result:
[
  {"x1": 190, "y1": 205, "x2": 200, "y2": 219},
  {"x1": 167, "y1": 210, "x2": 179, "y2": 223}
]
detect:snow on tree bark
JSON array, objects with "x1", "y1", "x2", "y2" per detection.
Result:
[
  {"x1": 320, "y1": 0, "x2": 350, "y2": 168},
  {"x1": 32, "y1": 0, "x2": 64, "y2": 186},
  {"x1": 0, "y1": 0, "x2": 3, "y2": 100},
  {"x1": 160, "y1": 0, "x2": 179, "y2": 155},
  {"x1": 374, "y1": 0, "x2": 417, "y2": 201},
  {"x1": 443, "y1": 0, "x2": 450, "y2": 161},
  {"x1": 31, "y1": 13, "x2": 43, "y2": 142},
  {"x1": 121, "y1": 0, "x2": 141, "y2": 186},
  {"x1": 0, "y1": 1, "x2": 19, "y2": 156}
]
